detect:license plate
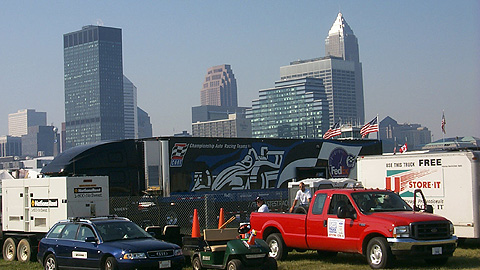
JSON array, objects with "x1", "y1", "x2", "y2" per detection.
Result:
[
  {"x1": 432, "y1": 247, "x2": 442, "y2": 255},
  {"x1": 159, "y1": 260, "x2": 171, "y2": 269}
]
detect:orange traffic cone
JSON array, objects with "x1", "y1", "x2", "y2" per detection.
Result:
[
  {"x1": 218, "y1": 208, "x2": 225, "y2": 229},
  {"x1": 247, "y1": 229, "x2": 256, "y2": 245},
  {"x1": 192, "y1": 209, "x2": 201, "y2": 238}
]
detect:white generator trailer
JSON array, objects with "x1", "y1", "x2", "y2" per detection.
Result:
[{"x1": 1, "y1": 176, "x2": 109, "y2": 262}]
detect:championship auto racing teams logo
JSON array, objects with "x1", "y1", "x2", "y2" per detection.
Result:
[
  {"x1": 170, "y1": 143, "x2": 188, "y2": 167},
  {"x1": 328, "y1": 147, "x2": 356, "y2": 178}
]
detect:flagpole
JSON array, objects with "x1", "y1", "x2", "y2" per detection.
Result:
[
  {"x1": 442, "y1": 110, "x2": 445, "y2": 150},
  {"x1": 377, "y1": 114, "x2": 380, "y2": 141}
]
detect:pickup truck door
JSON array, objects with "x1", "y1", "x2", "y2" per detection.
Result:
[
  {"x1": 307, "y1": 194, "x2": 363, "y2": 252},
  {"x1": 305, "y1": 193, "x2": 331, "y2": 250}
]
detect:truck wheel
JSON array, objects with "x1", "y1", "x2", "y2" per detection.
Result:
[
  {"x1": 44, "y1": 254, "x2": 58, "y2": 270},
  {"x1": 366, "y1": 237, "x2": 393, "y2": 269},
  {"x1": 2, "y1": 237, "x2": 17, "y2": 262},
  {"x1": 192, "y1": 256, "x2": 205, "y2": 270},
  {"x1": 227, "y1": 259, "x2": 244, "y2": 270},
  {"x1": 266, "y1": 233, "x2": 288, "y2": 261},
  {"x1": 17, "y1": 238, "x2": 33, "y2": 262},
  {"x1": 261, "y1": 257, "x2": 278, "y2": 270}
]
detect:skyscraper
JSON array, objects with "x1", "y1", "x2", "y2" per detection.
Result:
[
  {"x1": 123, "y1": 76, "x2": 138, "y2": 139},
  {"x1": 201, "y1": 64, "x2": 238, "y2": 107},
  {"x1": 63, "y1": 25, "x2": 124, "y2": 149},
  {"x1": 280, "y1": 13, "x2": 364, "y2": 126},
  {"x1": 247, "y1": 77, "x2": 329, "y2": 139},
  {"x1": 8, "y1": 109, "x2": 47, "y2": 137}
]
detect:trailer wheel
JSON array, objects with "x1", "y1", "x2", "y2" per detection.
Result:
[
  {"x1": 227, "y1": 259, "x2": 244, "y2": 270},
  {"x1": 266, "y1": 233, "x2": 288, "y2": 261},
  {"x1": 17, "y1": 238, "x2": 33, "y2": 262},
  {"x1": 2, "y1": 237, "x2": 17, "y2": 261},
  {"x1": 366, "y1": 237, "x2": 393, "y2": 269},
  {"x1": 44, "y1": 254, "x2": 58, "y2": 270}
]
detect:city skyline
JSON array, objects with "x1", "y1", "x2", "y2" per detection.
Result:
[{"x1": 1, "y1": 1, "x2": 479, "y2": 141}]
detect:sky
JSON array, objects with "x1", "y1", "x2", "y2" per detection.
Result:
[{"x1": 1, "y1": 1, "x2": 479, "y2": 141}]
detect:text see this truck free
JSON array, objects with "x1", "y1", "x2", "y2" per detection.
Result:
[
  {"x1": 357, "y1": 150, "x2": 480, "y2": 240},
  {"x1": 250, "y1": 182, "x2": 457, "y2": 269},
  {"x1": 1, "y1": 176, "x2": 109, "y2": 263}
]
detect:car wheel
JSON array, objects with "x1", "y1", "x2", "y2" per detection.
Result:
[
  {"x1": 104, "y1": 256, "x2": 119, "y2": 270},
  {"x1": 366, "y1": 237, "x2": 393, "y2": 269},
  {"x1": 227, "y1": 259, "x2": 244, "y2": 270},
  {"x1": 266, "y1": 233, "x2": 288, "y2": 261},
  {"x1": 192, "y1": 256, "x2": 205, "y2": 270},
  {"x1": 44, "y1": 254, "x2": 57, "y2": 270},
  {"x1": 2, "y1": 237, "x2": 17, "y2": 262},
  {"x1": 17, "y1": 238, "x2": 33, "y2": 262},
  {"x1": 261, "y1": 257, "x2": 278, "y2": 270}
]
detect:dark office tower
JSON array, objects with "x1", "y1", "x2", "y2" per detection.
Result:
[
  {"x1": 63, "y1": 25, "x2": 124, "y2": 149},
  {"x1": 201, "y1": 64, "x2": 238, "y2": 107}
]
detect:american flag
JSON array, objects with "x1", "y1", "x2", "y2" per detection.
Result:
[
  {"x1": 441, "y1": 112, "x2": 446, "y2": 134},
  {"x1": 360, "y1": 116, "x2": 379, "y2": 138},
  {"x1": 323, "y1": 122, "x2": 342, "y2": 139}
]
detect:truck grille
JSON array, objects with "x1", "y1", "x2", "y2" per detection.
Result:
[
  {"x1": 411, "y1": 221, "x2": 451, "y2": 240},
  {"x1": 147, "y1": 249, "x2": 174, "y2": 258}
]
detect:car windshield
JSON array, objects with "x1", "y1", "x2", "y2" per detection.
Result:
[
  {"x1": 351, "y1": 191, "x2": 412, "y2": 213},
  {"x1": 95, "y1": 221, "x2": 153, "y2": 242}
]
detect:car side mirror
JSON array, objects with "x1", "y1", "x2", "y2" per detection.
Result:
[{"x1": 85, "y1": 236, "x2": 97, "y2": 243}]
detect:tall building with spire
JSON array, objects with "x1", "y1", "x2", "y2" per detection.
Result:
[
  {"x1": 63, "y1": 26, "x2": 125, "y2": 149},
  {"x1": 280, "y1": 13, "x2": 364, "y2": 126}
]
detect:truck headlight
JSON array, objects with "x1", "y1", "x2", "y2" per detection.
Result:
[
  {"x1": 123, "y1": 252, "x2": 147, "y2": 260},
  {"x1": 174, "y1": 248, "x2": 183, "y2": 256},
  {"x1": 393, "y1": 226, "x2": 410, "y2": 238},
  {"x1": 449, "y1": 222, "x2": 454, "y2": 236}
]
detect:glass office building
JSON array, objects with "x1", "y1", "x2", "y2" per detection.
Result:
[
  {"x1": 64, "y1": 25, "x2": 124, "y2": 149},
  {"x1": 247, "y1": 78, "x2": 329, "y2": 139}
]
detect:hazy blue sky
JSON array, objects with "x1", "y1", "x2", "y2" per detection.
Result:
[{"x1": 1, "y1": 1, "x2": 479, "y2": 141}]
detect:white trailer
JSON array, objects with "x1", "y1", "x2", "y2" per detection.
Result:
[
  {"x1": 357, "y1": 150, "x2": 480, "y2": 239},
  {"x1": 1, "y1": 176, "x2": 109, "y2": 262}
]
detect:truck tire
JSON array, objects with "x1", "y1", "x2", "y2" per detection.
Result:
[
  {"x1": 366, "y1": 237, "x2": 393, "y2": 269},
  {"x1": 192, "y1": 256, "x2": 205, "y2": 270},
  {"x1": 2, "y1": 237, "x2": 17, "y2": 262},
  {"x1": 261, "y1": 257, "x2": 278, "y2": 270},
  {"x1": 227, "y1": 259, "x2": 244, "y2": 270},
  {"x1": 17, "y1": 238, "x2": 33, "y2": 262},
  {"x1": 293, "y1": 206, "x2": 308, "y2": 214},
  {"x1": 266, "y1": 233, "x2": 288, "y2": 261}
]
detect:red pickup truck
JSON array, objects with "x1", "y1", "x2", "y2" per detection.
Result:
[{"x1": 250, "y1": 188, "x2": 457, "y2": 269}]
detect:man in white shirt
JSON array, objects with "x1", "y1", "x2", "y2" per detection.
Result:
[
  {"x1": 255, "y1": 196, "x2": 269, "y2": 212},
  {"x1": 289, "y1": 181, "x2": 311, "y2": 213}
]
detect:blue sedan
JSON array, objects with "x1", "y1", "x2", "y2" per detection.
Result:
[{"x1": 37, "y1": 216, "x2": 185, "y2": 270}]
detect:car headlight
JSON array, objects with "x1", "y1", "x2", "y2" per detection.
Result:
[
  {"x1": 174, "y1": 249, "x2": 183, "y2": 256},
  {"x1": 393, "y1": 226, "x2": 410, "y2": 238},
  {"x1": 123, "y1": 252, "x2": 147, "y2": 260}
]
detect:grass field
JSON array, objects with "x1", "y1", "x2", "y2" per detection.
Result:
[{"x1": 1, "y1": 241, "x2": 479, "y2": 270}]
